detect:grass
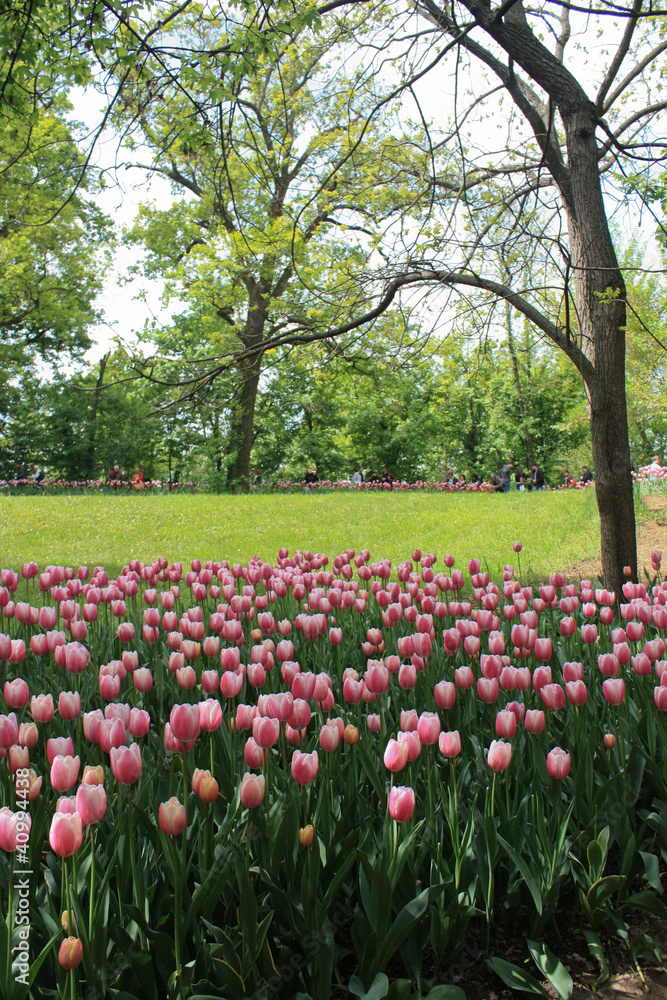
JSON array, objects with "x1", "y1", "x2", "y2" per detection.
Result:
[{"x1": 0, "y1": 489, "x2": 601, "y2": 581}]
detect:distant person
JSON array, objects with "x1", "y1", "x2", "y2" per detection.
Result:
[
  {"x1": 490, "y1": 473, "x2": 504, "y2": 493},
  {"x1": 14, "y1": 461, "x2": 27, "y2": 480},
  {"x1": 647, "y1": 455, "x2": 662, "y2": 481},
  {"x1": 515, "y1": 466, "x2": 527, "y2": 491},
  {"x1": 470, "y1": 472, "x2": 480, "y2": 485},
  {"x1": 380, "y1": 467, "x2": 394, "y2": 487},
  {"x1": 132, "y1": 467, "x2": 145, "y2": 491},
  {"x1": 252, "y1": 468, "x2": 262, "y2": 486},
  {"x1": 304, "y1": 468, "x2": 317, "y2": 485},
  {"x1": 563, "y1": 469, "x2": 575, "y2": 486},
  {"x1": 581, "y1": 465, "x2": 592, "y2": 485},
  {"x1": 368, "y1": 471, "x2": 380, "y2": 485},
  {"x1": 32, "y1": 464, "x2": 45, "y2": 485},
  {"x1": 499, "y1": 461, "x2": 514, "y2": 493},
  {"x1": 352, "y1": 466, "x2": 365, "y2": 485},
  {"x1": 458, "y1": 473, "x2": 466, "y2": 487},
  {"x1": 531, "y1": 463, "x2": 545, "y2": 490},
  {"x1": 109, "y1": 464, "x2": 123, "y2": 484}
]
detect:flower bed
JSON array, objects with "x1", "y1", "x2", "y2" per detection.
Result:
[{"x1": 0, "y1": 547, "x2": 665, "y2": 1000}]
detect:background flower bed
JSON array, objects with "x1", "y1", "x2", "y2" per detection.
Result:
[{"x1": 0, "y1": 539, "x2": 666, "y2": 1000}]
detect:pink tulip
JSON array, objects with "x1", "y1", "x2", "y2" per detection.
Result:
[
  {"x1": 7, "y1": 745, "x2": 29, "y2": 773},
  {"x1": 604, "y1": 733, "x2": 617, "y2": 748},
  {"x1": 602, "y1": 678, "x2": 625, "y2": 705},
  {"x1": 397, "y1": 729, "x2": 421, "y2": 761},
  {"x1": 289, "y1": 699, "x2": 311, "y2": 730},
  {"x1": 58, "y1": 691, "x2": 81, "y2": 721},
  {"x1": 598, "y1": 653, "x2": 619, "y2": 678},
  {"x1": 438, "y1": 730, "x2": 461, "y2": 758},
  {"x1": 82, "y1": 709, "x2": 104, "y2": 743},
  {"x1": 654, "y1": 687, "x2": 667, "y2": 710},
  {"x1": 563, "y1": 661, "x2": 584, "y2": 682},
  {"x1": 524, "y1": 709, "x2": 545, "y2": 734},
  {"x1": 121, "y1": 651, "x2": 139, "y2": 673},
  {"x1": 417, "y1": 711, "x2": 441, "y2": 745},
  {"x1": 384, "y1": 738, "x2": 409, "y2": 772},
  {"x1": 0, "y1": 807, "x2": 31, "y2": 852},
  {"x1": 534, "y1": 637, "x2": 553, "y2": 662},
  {"x1": 170, "y1": 703, "x2": 201, "y2": 743},
  {"x1": 176, "y1": 666, "x2": 197, "y2": 689},
  {"x1": 319, "y1": 720, "x2": 341, "y2": 752},
  {"x1": 49, "y1": 811, "x2": 83, "y2": 856},
  {"x1": 540, "y1": 683, "x2": 566, "y2": 711},
  {"x1": 454, "y1": 665, "x2": 474, "y2": 689},
  {"x1": 131, "y1": 667, "x2": 152, "y2": 692},
  {"x1": 434, "y1": 681, "x2": 456, "y2": 709},
  {"x1": 98, "y1": 718, "x2": 127, "y2": 754},
  {"x1": 400, "y1": 709, "x2": 418, "y2": 732},
  {"x1": 46, "y1": 736, "x2": 74, "y2": 764},
  {"x1": 546, "y1": 747, "x2": 571, "y2": 780},
  {"x1": 50, "y1": 755, "x2": 80, "y2": 792},
  {"x1": 128, "y1": 708, "x2": 150, "y2": 738},
  {"x1": 239, "y1": 773, "x2": 266, "y2": 809},
  {"x1": 199, "y1": 699, "x2": 223, "y2": 732},
  {"x1": 0, "y1": 711, "x2": 19, "y2": 749},
  {"x1": 495, "y1": 710, "x2": 517, "y2": 738},
  {"x1": 253, "y1": 716, "x2": 280, "y2": 749},
  {"x1": 367, "y1": 713, "x2": 381, "y2": 733},
  {"x1": 487, "y1": 739, "x2": 512, "y2": 771},
  {"x1": 291, "y1": 749, "x2": 319, "y2": 785},
  {"x1": 110, "y1": 742, "x2": 143, "y2": 784},
  {"x1": 4, "y1": 678, "x2": 29, "y2": 709},
  {"x1": 566, "y1": 680, "x2": 588, "y2": 706},
  {"x1": 159, "y1": 797, "x2": 187, "y2": 835},
  {"x1": 30, "y1": 694, "x2": 54, "y2": 728},
  {"x1": 75, "y1": 784, "x2": 107, "y2": 825},
  {"x1": 532, "y1": 666, "x2": 552, "y2": 691},
  {"x1": 580, "y1": 624, "x2": 598, "y2": 644},
  {"x1": 244, "y1": 737, "x2": 266, "y2": 769},
  {"x1": 18, "y1": 722, "x2": 38, "y2": 748},
  {"x1": 477, "y1": 677, "x2": 499, "y2": 704},
  {"x1": 220, "y1": 670, "x2": 243, "y2": 698},
  {"x1": 388, "y1": 785, "x2": 415, "y2": 823}
]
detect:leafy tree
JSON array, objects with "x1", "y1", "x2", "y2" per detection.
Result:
[
  {"x1": 0, "y1": 107, "x2": 112, "y2": 371},
  {"x1": 112, "y1": 8, "x2": 427, "y2": 488}
]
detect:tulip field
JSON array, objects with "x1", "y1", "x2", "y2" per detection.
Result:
[{"x1": 0, "y1": 545, "x2": 666, "y2": 1000}]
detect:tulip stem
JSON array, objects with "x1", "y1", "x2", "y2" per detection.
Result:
[
  {"x1": 6, "y1": 853, "x2": 14, "y2": 996},
  {"x1": 172, "y1": 837, "x2": 185, "y2": 1000},
  {"x1": 88, "y1": 826, "x2": 95, "y2": 943}
]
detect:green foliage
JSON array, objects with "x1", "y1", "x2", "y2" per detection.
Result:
[{"x1": 0, "y1": 107, "x2": 112, "y2": 369}]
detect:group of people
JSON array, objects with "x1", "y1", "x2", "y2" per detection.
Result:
[
  {"x1": 13, "y1": 462, "x2": 45, "y2": 485},
  {"x1": 108, "y1": 465, "x2": 147, "y2": 490},
  {"x1": 351, "y1": 467, "x2": 397, "y2": 487}
]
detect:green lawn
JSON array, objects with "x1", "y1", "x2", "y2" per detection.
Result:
[{"x1": 0, "y1": 489, "x2": 601, "y2": 581}]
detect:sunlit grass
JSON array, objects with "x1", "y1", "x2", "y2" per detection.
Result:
[{"x1": 0, "y1": 489, "x2": 601, "y2": 581}]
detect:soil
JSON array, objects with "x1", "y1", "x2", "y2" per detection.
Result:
[
  {"x1": 426, "y1": 911, "x2": 667, "y2": 1000},
  {"x1": 566, "y1": 514, "x2": 666, "y2": 585}
]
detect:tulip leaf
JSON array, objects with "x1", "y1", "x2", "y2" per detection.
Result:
[
  {"x1": 348, "y1": 972, "x2": 389, "y2": 999},
  {"x1": 527, "y1": 939, "x2": 573, "y2": 999},
  {"x1": 423, "y1": 987, "x2": 467, "y2": 1000},
  {"x1": 623, "y1": 889, "x2": 667, "y2": 920},
  {"x1": 378, "y1": 883, "x2": 445, "y2": 971},
  {"x1": 357, "y1": 741, "x2": 385, "y2": 800},
  {"x1": 586, "y1": 874, "x2": 625, "y2": 911},
  {"x1": 638, "y1": 851, "x2": 663, "y2": 894},
  {"x1": 497, "y1": 834, "x2": 543, "y2": 916},
  {"x1": 582, "y1": 929, "x2": 609, "y2": 983},
  {"x1": 485, "y1": 957, "x2": 548, "y2": 995}
]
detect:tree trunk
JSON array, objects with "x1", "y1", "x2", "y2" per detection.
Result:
[
  {"x1": 87, "y1": 352, "x2": 109, "y2": 477},
  {"x1": 563, "y1": 104, "x2": 637, "y2": 597},
  {"x1": 505, "y1": 304, "x2": 533, "y2": 469},
  {"x1": 227, "y1": 288, "x2": 267, "y2": 491}
]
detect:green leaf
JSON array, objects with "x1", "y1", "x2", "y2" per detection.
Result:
[
  {"x1": 348, "y1": 973, "x2": 389, "y2": 999},
  {"x1": 586, "y1": 874, "x2": 625, "y2": 910},
  {"x1": 424, "y1": 986, "x2": 467, "y2": 1000},
  {"x1": 623, "y1": 890, "x2": 667, "y2": 921},
  {"x1": 582, "y1": 930, "x2": 609, "y2": 984},
  {"x1": 497, "y1": 833, "x2": 543, "y2": 915},
  {"x1": 639, "y1": 851, "x2": 663, "y2": 894},
  {"x1": 485, "y1": 957, "x2": 548, "y2": 996},
  {"x1": 527, "y1": 939, "x2": 573, "y2": 1000}
]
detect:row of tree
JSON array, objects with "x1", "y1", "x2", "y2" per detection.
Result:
[
  {"x1": 2, "y1": 0, "x2": 667, "y2": 593},
  {"x1": 2, "y1": 297, "x2": 662, "y2": 489}
]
